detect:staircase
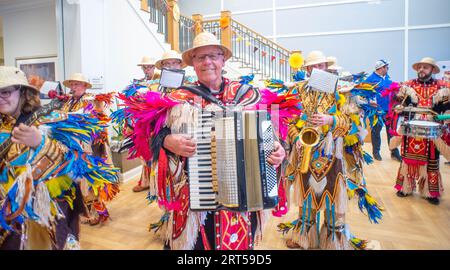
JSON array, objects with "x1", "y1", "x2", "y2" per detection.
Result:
[{"x1": 139, "y1": 0, "x2": 299, "y2": 83}]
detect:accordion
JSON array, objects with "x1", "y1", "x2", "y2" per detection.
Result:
[{"x1": 187, "y1": 108, "x2": 278, "y2": 212}]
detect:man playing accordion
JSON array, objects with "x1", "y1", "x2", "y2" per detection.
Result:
[{"x1": 121, "y1": 32, "x2": 285, "y2": 250}]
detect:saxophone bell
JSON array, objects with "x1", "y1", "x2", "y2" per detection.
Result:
[{"x1": 298, "y1": 126, "x2": 320, "y2": 174}]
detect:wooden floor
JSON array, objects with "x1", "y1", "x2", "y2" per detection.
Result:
[{"x1": 80, "y1": 141, "x2": 450, "y2": 250}]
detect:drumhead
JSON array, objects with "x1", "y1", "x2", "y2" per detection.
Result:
[{"x1": 407, "y1": 120, "x2": 440, "y2": 127}]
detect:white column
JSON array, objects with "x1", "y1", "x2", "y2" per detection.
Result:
[
  {"x1": 61, "y1": 0, "x2": 82, "y2": 81},
  {"x1": 404, "y1": 0, "x2": 409, "y2": 81},
  {"x1": 79, "y1": 0, "x2": 106, "y2": 91}
]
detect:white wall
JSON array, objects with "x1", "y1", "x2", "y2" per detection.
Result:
[
  {"x1": 103, "y1": 0, "x2": 168, "y2": 92},
  {"x1": 179, "y1": 0, "x2": 450, "y2": 82},
  {"x1": 1, "y1": 2, "x2": 57, "y2": 68},
  {"x1": 61, "y1": 0, "x2": 82, "y2": 80},
  {"x1": 61, "y1": 0, "x2": 169, "y2": 93}
]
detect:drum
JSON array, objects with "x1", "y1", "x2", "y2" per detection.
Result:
[{"x1": 399, "y1": 120, "x2": 443, "y2": 139}]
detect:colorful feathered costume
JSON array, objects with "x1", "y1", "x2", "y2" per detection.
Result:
[
  {"x1": 121, "y1": 78, "x2": 284, "y2": 250},
  {"x1": 251, "y1": 82, "x2": 303, "y2": 218},
  {"x1": 60, "y1": 93, "x2": 119, "y2": 224},
  {"x1": 277, "y1": 78, "x2": 383, "y2": 250},
  {"x1": 113, "y1": 74, "x2": 197, "y2": 240},
  {"x1": 112, "y1": 79, "x2": 155, "y2": 193},
  {"x1": 390, "y1": 78, "x2": 450, "y2": 199},
  {"x1": 0, "y1": 110, "x2": 119, "y2": 249}
]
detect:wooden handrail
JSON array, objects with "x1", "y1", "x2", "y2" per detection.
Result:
[{"x1": 202, "y1": 19, "x2": 220, "y2": 24}]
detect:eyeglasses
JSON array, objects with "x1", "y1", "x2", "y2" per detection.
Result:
[
  {"x1": 0, "y1": 87, "x2": 20, "y2": 99},
  {"x1": 193, "y1": 53, "x2": 224, "y2": 62}
]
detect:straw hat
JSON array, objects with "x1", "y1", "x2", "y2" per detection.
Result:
[
  {"x1": 137, "y1": 56, "x2": 157, "y2": 67},
  {"x1": 63, "y1": 73, "x2": 92, "y2": 89},
  {"x1": 412, "y1": 57, "x2": 440, "y2": 74},
  {"x1": 303, "y1": 50, "x2": 333, "y2": 67},
  {"x1": 327, "y1": 56, "x2": 342, "y2": 70},
  {"x1": 155, "y1": 50, "x2": 187, "y2": 70},
  {"x1": 0, "y1": 66, "x2": 39, "y2": 93},
  {"x1": 182, "y1": 32, "x2": 232, "y2": 66}
]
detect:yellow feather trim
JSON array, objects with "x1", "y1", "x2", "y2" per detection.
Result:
[
  {"x1": 344, "y1": 134, "x2": 359, "y2": 146},
  {"x1": 2, "y1": 167, "x2": 27, "y2": 192},
  {"x1": 350, "y1": 114, "x2": 361, "y2": 126},
  {"x1": 296, "y1": 119, "x2": 306, "y2": 129},
  {"x1": 337, "y1": 93, "x2": 346, "y2": 107},
  {"x1": 45, "y1": 175, "x2": 73, "y2": 199},
  {"x1": 373, "y1": 115, "x2": 378, "y2": 126}
]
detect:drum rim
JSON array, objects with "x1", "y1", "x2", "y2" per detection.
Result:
[{"x1": 406, "y1": 120, "x2": 441, "y2": 126}]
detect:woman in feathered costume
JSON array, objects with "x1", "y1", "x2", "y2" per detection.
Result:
[
  {"x1": 0, "y1": 66, "x2": 119, "y2": 249},
  {"x1": 60, "y1": 73, "x2": 119, "y2": 226}
]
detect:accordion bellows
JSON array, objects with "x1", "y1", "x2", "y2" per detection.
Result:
[{"x1": 188, "y1": 107, "x2": 278, "y2": 212}]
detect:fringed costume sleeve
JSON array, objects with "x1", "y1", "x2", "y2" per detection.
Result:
[
  {"x1": 253, "y1": 87, "x2": 302, "y2": 218},
  {"x1": 340, "y1": 91, "x2": 384, "y2": 224},
  {"x1": 0, "y1": 111, "x2": 119, "y2": 232}
]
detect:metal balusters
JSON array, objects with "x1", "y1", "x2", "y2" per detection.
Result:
[
  {"x1": 202, "y1": 20, "x2": 221, "y2": 40},
  {"x1": 145, "y1": 0, "x2": 168, "y2": 43},
  {"x1": 140, "y1": 1, "x2": 295, "y2": 81},
  {"x1": 179, "y1": 15, "x2": 195, "y2": 52},
  {"x1": 148, "y1": 0, "x2": 157, "y2": 24},
  {"x1": 230, "y1": 19, "x2": 291, "y2": 81}
]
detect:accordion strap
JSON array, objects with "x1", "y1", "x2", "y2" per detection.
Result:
[
  {"x1": 178, "y1": 85, "x2": 226, "y2": 109},
  {"x1": 180, "y1": 83, "x2": 252, "y2": 108}
]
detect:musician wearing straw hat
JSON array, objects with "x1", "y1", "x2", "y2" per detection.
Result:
[
  {"x1": 0, "y1": 66, "x2": 118, "y2": 249},
  {"x1": 154, "y1": 49, "x2": 197, "y2": 94},
  {"x1": 326, "y1": 56, "x2": 342, "y2": 75},
  {"x1": 137, "y1": 56, "x2": 160, "y2": 81},
  {"x1": 130, "y1": 52, "x2": 187, "y2": 194},
  {"x1": 121, "y1": 31, "x2": 285, "y2": 250},
  {"x1": 279, "y1": 50, "x2": 383, "y2": 250},
  {"x1": 390, "y1": 57, "x2": 450, "y2": 205},
  {"x1": 133, "y1": 56, "x2": 160, "y2": 92},
  {"x1": 61, "y1": 73, "x2": 93, "y2": 111},
  {"x1": 155, "y1": 50, "x2": 186, "y2": 71},
  {"x1": 61, "y1": 73, "x2": 119, "y2": 225}
]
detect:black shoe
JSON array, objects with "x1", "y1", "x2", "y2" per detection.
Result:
[
  {"x1": 396, "y1": 191, "x2": 408, "y2": 197},
  {"x1": 391, "y1": 151, "x2": 402, "y2": 162},
  {"x1": 163, "y1": 242, "x2": 171, "y2": 250},
  {"x1": 426, "y1": 197, "x2": 440, "y2": 205},
  {"x1": 373, "y1": 152, "x2": 382, "y2": 161}
]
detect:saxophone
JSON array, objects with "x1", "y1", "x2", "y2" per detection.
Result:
[{"x1": 298, "y1": 87, "x2": 336, "y2": 174}]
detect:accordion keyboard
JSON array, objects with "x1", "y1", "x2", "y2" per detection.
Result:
[{"x1": 188, "y1": 110, "x2": 218, "y2": 210}]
